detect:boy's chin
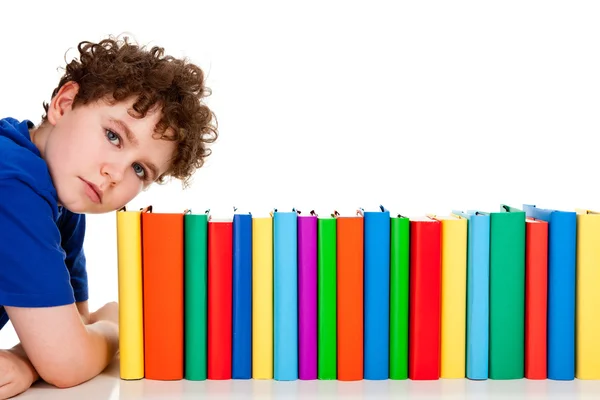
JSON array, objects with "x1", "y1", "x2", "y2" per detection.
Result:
[
  {"x1": 57, "y1": 196, "x2": 114, "y2": 215},
  {"x1": 60, "y1": 203, "x2": 107, "y2": 214}
]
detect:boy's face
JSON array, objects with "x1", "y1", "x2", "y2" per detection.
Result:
[{"x1": 40, "y1": 81, "x2": 176, "y2": 214}]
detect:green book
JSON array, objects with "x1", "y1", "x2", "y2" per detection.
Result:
[
  {"x1": 317, "y1": 216, "x2": 337, "y2": 379},
  {"x1": 389, "y1": 214, "x2": 410, "y2": 380},
  {"x1": 184, "y1": 210, "x2": 208, "y2": 380},
  {"x1": 485, "y1": 204, "x2": 526, "y2": 379}
]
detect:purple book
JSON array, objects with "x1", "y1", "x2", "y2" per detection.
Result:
[{"x1": 298, "y1": 212, "x2": 318, "y2": 380}]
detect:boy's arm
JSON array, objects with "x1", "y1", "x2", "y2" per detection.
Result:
[
  {"x1": 5, "y1": 300, "x2": 107, "y2": 385},
  {"x1": 57, "y1": 209, "x2": 90, "y2": 317},
  {"x1": 76, "y1": 301, "x2": 90, "y2": 324},
  {"x1": 7, "y1": 300, "x2": 89, "y2": 375},
  {"x1": 0, "y1": 179, "x2": 116, "y2": 388},
  {"x1": 4, "y1": 303, "x2": 118, "y2": 389},
  {"x1": 6, "y1": 343, "x2": 39, "y2": 382}
]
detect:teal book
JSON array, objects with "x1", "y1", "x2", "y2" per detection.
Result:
[
  {"x1": 184, "y1": 209, "x2": 209, "y2": 380},
  {"x1": 479, "y1": 205, "x2": 526, "y2": 379}
]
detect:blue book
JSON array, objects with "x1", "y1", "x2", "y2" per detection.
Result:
[
  {"x1": 452, "y1": 210, "x2": 490, "y2": 380},
  {"x1": 523, "y1": 204, "x2": 576, "y2": 380},
  {"x1": 232, "y1": 211, "x2": 252, "y2": 379},
  {"x1": 363, "y1": 205, "x2": 391, "y2": 380},
  {"x1": 273, "y1": 209, "x2": 298, "y2": 380}
]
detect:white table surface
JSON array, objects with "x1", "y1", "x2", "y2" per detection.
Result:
[{"x1": 16, "y1": 357, "x2": 600, "y2": 399}]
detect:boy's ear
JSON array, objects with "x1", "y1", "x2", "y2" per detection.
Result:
[{"x1": 47, "y1": 81, "x2": 80, "y2": 126}]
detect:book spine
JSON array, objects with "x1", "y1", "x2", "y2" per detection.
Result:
[
  {"x1": 317, "y1": 217, "x2": 337, "y2": 380},
  {"x1": 184, "y1": 213, "x2": 208, "y2": 380},
  {"x1": 466, "y1": 215, "x2": 490, "y2": 380},
  {"x1": 489, "y1": 211, "x2": 525, "y2": 379},
  {"x1": 408, "y1": 219, "x2": 441, "y2": 380},
  {"x1": 232, "y1": 214, "x2": 252, "y2": 379},
  {"x1": 142, "y1": 212, "x2": 184, "y2": 380},
  {"x1": 547, "y1": 212, "x2": 576, "y2": 380},
  {"x1": 252, "y1": 217, "x2": 274, "y2": 379},
  {"x1": 575, "y1": 213, "x2": 600, "y2": 379},
  {"x1": 525, "y1": 219, "x2": 548, "y2": 379},
  {"x1": 364, "y1": 210, "x2": 390, "y2": 380},
  {"x1": 298, "y1": 215, "x2": 318, "y2": 380},
  {"x1": 389, "y1": 216, "x2": 410, "y2": 380},
  {"x1": 273, "y1": 211, "x2": 298, "y2": 380},
  {"x1": 440, "y1": 218, "x2": 468, "y2": 378},
  {"x1": 116, "y1": 210, "x2": 144, "y2": 380},
  {"x1": 336, "y1": 216, "x2": 364, "y2": 381},
  {"x1": 207, "y1": 221, "x2": 233, "y2": 379}
]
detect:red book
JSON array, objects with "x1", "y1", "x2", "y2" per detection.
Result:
[
  {"x1": 207, "y1": 219, "x2": 233, "y2": 379},
  {"x1": 525, "y1": 218, "x2": 548, "y2": 379},
  {"x1": 408, "y1": 217, "x2": 441, "y2": 380},
  {"x1": 142, "y1": 209, "x2": 184, "y2": 380}
]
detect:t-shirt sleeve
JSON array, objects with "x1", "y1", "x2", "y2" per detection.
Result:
[
  {"x1": 57, "y1": 210, "x2": 89, "y2": 303},
  {"x1": 0, "y1": 178, "x2": 76, "y2": 307}
]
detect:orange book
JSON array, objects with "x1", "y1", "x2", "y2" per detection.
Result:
[
  {"x1": 335, "y1": 209, "x2": 364, "y2": 381},
  {"x1": 142, "y1": 207, "x2": 184, "y2": 380}
]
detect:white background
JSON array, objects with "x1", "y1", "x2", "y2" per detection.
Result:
[{"x1": 0, "y1": 0, "x2": 599, "y2": 350}]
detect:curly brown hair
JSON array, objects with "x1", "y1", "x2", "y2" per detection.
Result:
[{"x1": 41, "y1": 35, "x2": 218, "y2": 188}]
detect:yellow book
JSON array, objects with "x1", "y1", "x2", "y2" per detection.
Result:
[
  {"x1": 575, "y1": 208, "x2": 600, "y2": 379},
  {"x1": 252, "y1": 216, "x2": 274, "y2": 379},
  {"x1": 116, "y1": 207, "x2": 144, "y2": 380},
  {"x1": 431, "y1": 213, "x2": 468, "y2": 378}
]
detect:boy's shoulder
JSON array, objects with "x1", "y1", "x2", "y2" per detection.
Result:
[
  {"x1": 0, "y1": 118, "x2": 87, "y2": 314},
  {"x1": 0, "y1": 117, "x2": 59, "y2": 214}
]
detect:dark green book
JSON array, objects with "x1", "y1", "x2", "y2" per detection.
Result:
[
  {"x1": 484, "y1": 205, "x2": 526, "y2": 379},
  {"x1": 184, "y1": 210, "x2": 208, "y2": 380},
  {"x1": 389, "y1": 214, "x2": 410, "y2": 380},
  {"x1": 317, "y1": 216, "x2": 337, "y2": 379}
]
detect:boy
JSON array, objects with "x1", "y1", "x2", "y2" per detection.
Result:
[{"x1": 0, "y1": 36, "x2": 218, "y2": 398}]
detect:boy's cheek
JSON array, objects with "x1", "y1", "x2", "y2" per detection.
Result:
[{"x1": 110, "y1": 183, "x2": 144, "y2": 209}]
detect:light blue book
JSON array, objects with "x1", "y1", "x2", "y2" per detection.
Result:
[
  {"x1": 452, "y1": 210, "x2": 490, "y2": 380},
  {"x1": 273, "y1": 209, "x2": 298, "y2": 380}
]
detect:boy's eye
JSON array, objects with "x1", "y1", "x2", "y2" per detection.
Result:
[
  {"x1": 133, "y1": 163, "x2": 146, "y2": 179},
  {"x1": 106, "y1": 130, "x2": 120, "y2": 145}
]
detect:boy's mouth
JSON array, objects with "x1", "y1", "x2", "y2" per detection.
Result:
[{"x1": 80, "y1": 178, "x2": 103, "y2": 204}]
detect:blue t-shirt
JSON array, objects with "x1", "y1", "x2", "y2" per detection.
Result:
[{"x1": 0, "y1": 117, "x2": 88, "y2": 330}]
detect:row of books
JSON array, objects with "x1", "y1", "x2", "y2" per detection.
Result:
[{"x1": 115, "y1": 204, "x2": 600, "y2": 381}]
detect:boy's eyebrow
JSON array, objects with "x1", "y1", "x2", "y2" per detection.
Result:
[
  {"x1": 110, "y1": 118, "x2": 138, "y2": 146},
  {"x1": 109, "y1": 118, "x2": 160, "y2": 181}
]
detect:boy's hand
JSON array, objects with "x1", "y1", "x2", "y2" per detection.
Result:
[
  {"x1": 88, "y1": 301, "x2": 119, "y2": 325},
  {"x1": 0, "y1": 347, "x2": 39, "y2": 399}
]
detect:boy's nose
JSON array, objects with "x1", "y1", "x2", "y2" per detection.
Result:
[{"x1": 101, "y1": 163, "x2": 125, "y2": 186}]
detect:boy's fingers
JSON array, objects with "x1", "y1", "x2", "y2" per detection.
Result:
[
  {"x1": 0, "y1": 381, "x2": 17, "y2": 400},
  {"x1": 0, "y1": 373, "x2": 10, "y2": 388}
]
